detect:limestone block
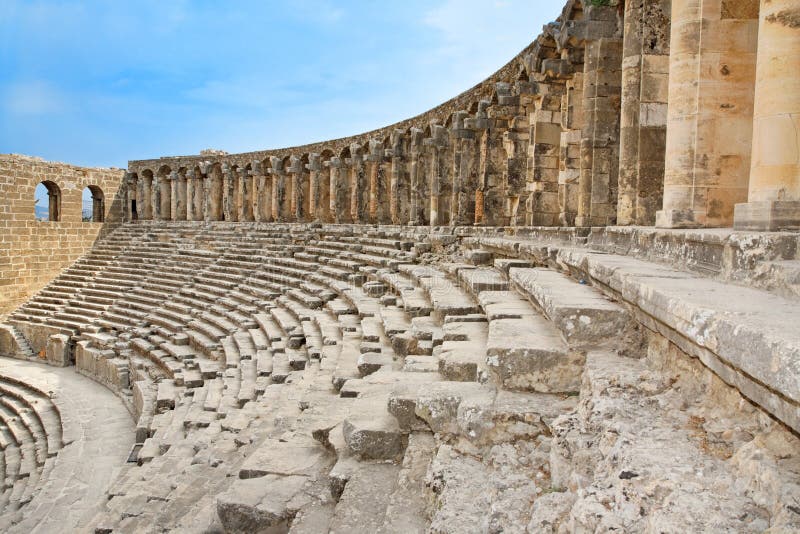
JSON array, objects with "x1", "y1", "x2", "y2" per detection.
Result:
[{"x1": 46, "y1": 334, "x2": 70, "y2": 366}]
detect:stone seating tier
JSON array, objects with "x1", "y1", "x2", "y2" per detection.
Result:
[{"x1": 0, "y1": 221, "x2": 797, "y2": 532}]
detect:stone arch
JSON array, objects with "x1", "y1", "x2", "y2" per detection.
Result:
[
  {"x1": 82, "y1": 184, "x2": 105, "y2": 222},
  {"x1": 35, "y1": 180, "x2": 61, "y2": 221}
]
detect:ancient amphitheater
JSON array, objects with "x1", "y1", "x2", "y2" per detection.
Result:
[{"x1": 1, "y1": 0, "x2": 799, "y2": 532}]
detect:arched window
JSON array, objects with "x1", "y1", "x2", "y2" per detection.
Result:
[
  {"x1": 34, "y1": 181, "x2": 61, "y2": 221},
  {"x1": 82, "y1": 185, "x2": 105, "y2": 222}
]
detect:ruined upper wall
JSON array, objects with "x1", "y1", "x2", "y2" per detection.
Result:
[
  {"x1": 0, "y1": 154, "x2": 125, "y2": 317},
  {"x1": 126, "y1": 2, "x2": 584, "y2": 174}
]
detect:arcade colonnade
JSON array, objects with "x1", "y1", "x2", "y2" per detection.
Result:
[{"x1": 126, "y1": 0, "x2": 800, "y2": 231}]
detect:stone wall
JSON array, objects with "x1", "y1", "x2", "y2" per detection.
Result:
[
  {"x1": 125, "y1": 0, "x2": 800, "y2": 232},
  {"x1": 0, "y1": 154, "x2": 125, "y2": 318}
]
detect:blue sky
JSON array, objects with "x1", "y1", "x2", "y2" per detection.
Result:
[{"x1": 2, "y1": 1, "x2": 562, "y2": 170}]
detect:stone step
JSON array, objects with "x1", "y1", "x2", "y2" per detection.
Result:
[
  {"x1": 378, "y1": 431, "x2": 435, "y2": 533},
  {"x1": 438, "y1": 320, "x2": 489, "y2": 382},
  {"x1": 509, "y1": 267, "x2": 630, "y2": 347},
  {"x1": 328, "y1": 462, "x2": 401, "y2": 533}
]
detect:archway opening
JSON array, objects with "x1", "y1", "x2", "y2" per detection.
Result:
[
  {"x1": 34, "y1": 181, "x2": 61, "y2": 221},
  {"x1": 82, "y1": 185, "x2": 105, "y2": 222}
]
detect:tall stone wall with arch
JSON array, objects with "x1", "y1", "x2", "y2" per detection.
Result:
[{"x1": 0, "y1": 154, "x2": 125, "y2": 317}]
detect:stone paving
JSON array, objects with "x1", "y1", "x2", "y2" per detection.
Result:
[{"x1": 0, "y1": 357, "x2": 134, "y2": 533}]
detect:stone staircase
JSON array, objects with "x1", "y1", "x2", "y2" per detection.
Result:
[{"x1": 0, "y1": 221, "x2": 797, "y2": 532}]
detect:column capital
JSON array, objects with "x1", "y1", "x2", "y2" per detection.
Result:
[
  {"x1": 324, "y1": 156, "x2": 345, "y2": 169},
  {"x1": 306, "y1": 153, "x2": 322, "y2": 172}
]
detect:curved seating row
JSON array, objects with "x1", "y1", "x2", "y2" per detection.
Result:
[{"x1": 2, "y1": 221, "x2": 797, "y2": 533}]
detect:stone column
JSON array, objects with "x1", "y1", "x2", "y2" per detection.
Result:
[
  {"x1": 138, "y1": 174, "x2": 150, "y2": 220},
  {"x1": 451, "y1": 111, "x2": 477, "y2": 226},
  {"x1": 424, "y1": 124, "x2": 449, "y2": 226},
  {"x1": 307, "y1": 153, "x2": 322, "y2": 222},
  {"x1": 287, "y1": 156, "x2": 304, "y2": 221},
  {"x1": 576, "y1": 37, "x2": 623, "y2": 227},
  {"x1": 186, "y1": 169, "x2": 196, "y2": 221},
  {"x1": 124, "y1": 173, "x2": 135, "y2": 221},
  {"x1": 348, "y1": 145, "x2": 366, "y2": 223},
  {"x1": 238, "y1": 168, "x2": 254, "y2": 222},
  {"x1": 657, "y1": 0, "x2": 759, "y2": 228},
  {"x1": 252, "y1": 162, "x2": 267, "y2": 223},
  {"x1": 222, "y1": 164, "x2": 235, "y2": 222},
  {"x1": 199, "y1": 163, "x2": 213, "y2": 221},
  {"x1": 616, "y1": 0, "x2": 670, "y2": 226},
  {"x1": 735, "y1": 0, "x2": 800, "y2": 231},
  {"x1": 269, "y1": 156, "x2": 286, "y2": 222},
  {"x1": 169, "y1": 171, "x2": 179, "y2": 221},
  {"x1": 529, "y1": 85, "x2": 565, "y2": 227},
  {"x1": 388, "y1": 129, "x2": 407, "y2": 224},
  {"x1": 152, "y1": 175, "x2": 163, "y2": 220},
  {"x1": 366, "y1": 139, "x2": 383, "y2": 224},
  {"x1": 484, "y1": 89, "x2": 514, "y2": 226},
  {"x1": 473, "y1": 103, "x2": 491, "y2": 226},
  {"x1": 408, "y1": 128, "x2": 425, "y2": 225},
  {"x1": 489, "y1": 83, "x2": 527, "y2": 227},
  {"x1": 179, "y1": 171, "x2": 189, "y2": 221},
  {"x1": 327, "y1": 157, "x2": 346, "y2": 224}
]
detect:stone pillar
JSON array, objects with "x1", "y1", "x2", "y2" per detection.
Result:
[
  {"x1": 473, "y1": 102, "x2": 491, "y2": 226},
  {"x1": 408, "y1": 128, "x2": 426, "y2": 225},
  {"x1": 138, "y1": 174, "x2": 150, "y2": 220},
  {"x1": 491, "y1": 83, "x2": 527, "y2": 227},
  {"x1": 327, "y1": 157, "x2": 347, "y2": 224},
  {"x1": 616, "y1": 0, "x2": 670, "y2": 226},
  {"x1": 389, "y1": 129, "x2": 407, "y2": 224},
  {"x1": 200, "y1": 164, "x2": 212, "y2": 221},
  {"x1": 169, "y1": 171, "x2": 179, "y2": 221},
  {"x1": 556, "y1": 56, "x2": 585, "y2": 227},
  {"x1": 222, "y1": 164, "x2": 235, "y2": 222},
  {"x1": 735, "y1": 0, "x2": 800, "y2": 231},
  {"x1": 424, "y1": 124, "x2": 449, "y2": 226},
  {"x1": 366, "y1": 139, "x2": 386, "y2": 224},
  {"x1": 152, "y1": 174, "x2": 163, "y2": 220},
  {"x1": 186, "y1": 169, "x2": 196, "y2": 221},
  {"x1": 252, "y1": 162, "x2": 266, "y2": 223},
  {"x1": 528, "y1": 83, "x2": 565, "y2": 226},
  {"x1": 238, "y1": 168, "x2": 254, "y2": 222},
  {"x1": 269, "y1": 156, "x2": 287, "y2": 222},
  {"x1": 657, "y1": 0, "x2": 759, "y2": 228},
  {"x1": 348, "y1": 145, "x2": 366, "y2": 223},
  {"x1": 287, "y1": 156, "x2": 305, "y2": 221},
  {"x1": 181, "y1": 172, "x2": 189, "y2": 221},
  {"x1": 451, "y1": 111, "x2": 477, "y2": 226},
  {"x1": 576, "y1": 36, "x2": 623, "y2": 227},
  {"x1": 367, "y1": 153, "x2": 379, "y2": 223},
  {"x1": 307, "y1": 153, "x2": 322, "y2": 222},
  {"x1": 124, "y1": 173, "x2": 135, "y2": 221}
]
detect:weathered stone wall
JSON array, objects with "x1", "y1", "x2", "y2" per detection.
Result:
[
  {"x1": 123, "y1": 0, "x2": 800, "y2": 232},
  {"x1": 0, "y1": 154, "x2": 125, "y2": 318}
]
